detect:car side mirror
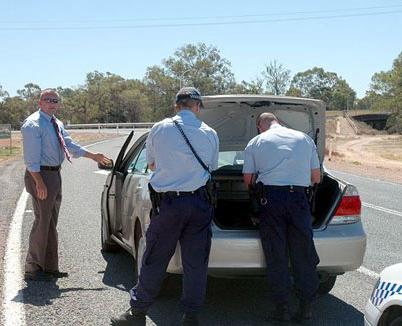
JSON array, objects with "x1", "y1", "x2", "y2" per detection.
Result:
[{"x1": 98, "y1": 159, "x2": 114, "y2": 170}]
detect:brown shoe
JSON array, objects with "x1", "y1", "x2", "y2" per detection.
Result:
[{"x1": 45, "y1": 271, "x2": 69, "y2": 278}]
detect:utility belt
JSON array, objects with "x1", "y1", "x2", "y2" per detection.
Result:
[
  {"x1": 148, "y1": 182, "x2": 216, "y2": 214},
  {"x1": 40, "y1": 165, "x2": 61, "y2": 171},
  {"x1": 161, "y1": 186, "x2": 206, "y2": 198},
  {"x1": 249, "y1": 182, "x2": 315, "y2": 216},
  {"x1": 264, "y1": 185, "x2": 307, "y2": 193}
]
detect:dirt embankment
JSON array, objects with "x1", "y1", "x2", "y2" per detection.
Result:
[{"x1": 325, "y1": 117, "x2": 402, "y2": 184}]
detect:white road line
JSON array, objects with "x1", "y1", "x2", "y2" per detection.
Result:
[
  {"x1": 2, "y1": 138, "x2": 118, "y2": 326},
  {"x1": 330, "y1": 169, "x2": 402, "y2": 187},
  {"x1": 362, "y1": 202, "x2": 402, "y2": 217},
  {"x1": 83, "y1": 138, "x2": 120, "y2": 149},
  {"x1": 357, "y1": 266, "x2": 380, "y2": 279},
  {"x1": 2, "y1": 189, "x2": 29, "y2": 326}
]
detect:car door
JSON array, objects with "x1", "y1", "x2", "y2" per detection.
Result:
[
  {"x1": 120, "y1": 141, "x2": 151, "y2": 247},
  {"x1": 105, "y1": 131, "x2": 147, "y2": 236}
]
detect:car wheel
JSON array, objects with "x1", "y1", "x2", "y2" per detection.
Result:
[
  {"x1": 101, "y1": 209, "x2": 119, "y2": 252},
  {"x1": 134, "y1": 222, "x2": 145, "y2": 277},
  {"x1": 388, "y1": 309, "x2": 402, "y2": 326},
  {"x1": 317, "y1": 275, "x2": 337, "y2": 295}
]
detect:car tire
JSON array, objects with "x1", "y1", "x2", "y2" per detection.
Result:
[
  {"x1": 388, "y1": 310, "x2": 402, "y2": 326},
  {"x1": 317, "y1": 275, "x2": 337, "y2": 295},
  {"x1": 101, "y1": 209, "x2": 119, "y2": 252}
]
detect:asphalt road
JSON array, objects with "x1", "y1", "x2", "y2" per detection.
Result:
[{"x1": 2, "y1": 133, "x2": 401, "y2": 326}]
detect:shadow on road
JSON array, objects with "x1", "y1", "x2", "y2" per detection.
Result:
[
  {"x1": 101, "y1": 252, "x2": 364, "y2": 325},
  {"x1": 14, "y1": 280, "x2": 105, "y2": 306},
  {"x1": 100, "y1": 250, "x2": 137, "y2": 292}
]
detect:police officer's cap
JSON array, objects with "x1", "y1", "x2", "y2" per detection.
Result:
[{"x1": 175, "y1": 87, "x2": 204, "y2": 107}]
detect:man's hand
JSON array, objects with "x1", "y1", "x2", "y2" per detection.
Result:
[
  {"x1": 35, "y1": 179, "x2": 48, "y2": 200},
  {"x1": 85, "y1": 152, "x2": 112, "y2": 165},
  {"x1": 92, "y1": 153, "x2": 112, "y2": 165},
  {"x1": 29, "y1": 172, "x2": 48, "y2": 200}
]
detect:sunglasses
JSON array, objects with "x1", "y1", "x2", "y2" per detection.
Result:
[{"x1": 42, "y1": 98, "x2": 60, "y2": 104}]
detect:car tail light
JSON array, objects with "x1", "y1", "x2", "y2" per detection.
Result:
[{"x1": 330, "y1": 185, "x2": 361, "y2": 225}]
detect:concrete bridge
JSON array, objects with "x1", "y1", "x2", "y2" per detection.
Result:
[{"x1": 351, "y1": 112, "x2": 391, "y2": 130}]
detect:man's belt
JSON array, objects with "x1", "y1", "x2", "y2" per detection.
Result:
[
  {"x1": 40, "y1": 165, "x2": 61, "y2": 171},
  {"x1": 161, "y1": 186, "x2": 206, "y2": 198},
  {"x1": 264, "y1": 185, "x2": 307, "y2": 193}
]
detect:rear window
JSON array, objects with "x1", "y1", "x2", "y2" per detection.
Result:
[{"x1": 218, "y1": 151, "x2": 244, "y2": 168}]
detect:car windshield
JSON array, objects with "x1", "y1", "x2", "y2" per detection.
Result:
[{"x1": 218, "y1": 151, "x2": 244, "y2": 168}]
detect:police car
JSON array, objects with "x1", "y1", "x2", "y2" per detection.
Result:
[
  {"x1": 100, "y1": 95, "x2": 366, "y2": 295},
  {"x1": 365, "y1": 263, "x2": 402, "y2": 326}
]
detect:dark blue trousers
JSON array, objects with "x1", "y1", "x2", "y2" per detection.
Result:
[
  {"x1": 130, "y1": 190, "x2": 213, "y2": 313},
  {"x1": 259, "y1": 188, "x2": 320, "y2": 304}
]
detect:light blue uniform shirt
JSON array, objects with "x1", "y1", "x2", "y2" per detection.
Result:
[
  {"x1": 21, "y1": 109, "x2": 87, "y2": 172},
  {"x1": 146, "y1": 110, "x2": 219, "y2": 192},
  {"x1": 243, "y1": 124, "x2": 320, "y2": 187}
]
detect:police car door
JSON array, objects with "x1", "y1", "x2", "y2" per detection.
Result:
[{"x1": 104, "y1": 131, "x2": 135, "y2": 236}]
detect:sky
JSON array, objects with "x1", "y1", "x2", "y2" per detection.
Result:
[{"x1": 1, "y1": 0, "x2": 402, "y2": 98}]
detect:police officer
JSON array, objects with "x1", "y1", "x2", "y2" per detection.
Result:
[
  {"x1": 243, "y1": 113, "x2": 321, "y2": 323},
  {"x1": 111, "y1": 87, "x2": 219, "y2": 326}
]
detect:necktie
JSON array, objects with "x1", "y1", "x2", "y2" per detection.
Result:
[{"x1": 51, "y1": 116, "x2": 72, "y2": 163}]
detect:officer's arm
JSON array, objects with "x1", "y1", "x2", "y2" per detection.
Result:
[
  {"x1": 243, "y1": 173, "x2": 255, "y2": 187},
  {"x1": 146, "y1": 127, "x2": 156, "y2": 171},
  {"x1": 311, "y1": 168, "x2": 321, "y2": 185}
]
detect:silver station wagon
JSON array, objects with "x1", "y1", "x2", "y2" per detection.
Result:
[{"x1": 100, "y1": 95, "x2": 367, "y2": 295}]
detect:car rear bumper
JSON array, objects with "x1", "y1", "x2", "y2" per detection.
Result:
[{"x1": 167, "y1": 221, "x2": 366, "y2": 275}]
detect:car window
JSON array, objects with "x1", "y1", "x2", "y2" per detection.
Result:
[
  {"x1": 218, "y1": 151, "x2": 244, "y2": 168},
  {"x1": 127, "y1": 144, "x2": 148, "y2": 174}
]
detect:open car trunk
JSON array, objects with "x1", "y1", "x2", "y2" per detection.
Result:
[
  {"x1": 199, "y1": 95, "x2": 334, "y2": 230},
  {"x1": 212, "y1": 167, "x2": 342, "y2": 230}
]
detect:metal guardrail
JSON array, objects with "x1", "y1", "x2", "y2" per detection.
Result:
[
  {"x1": 65, "y1": 122, "x2": 155, "y2": 130},
  {"x1": 343, "y1": 112, "x2": 360, "y2": 135}
]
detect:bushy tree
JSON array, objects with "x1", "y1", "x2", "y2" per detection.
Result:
[
  {"x1": 262, "y1": 60, "x2": 290, "y2": 95},
  {"x1": 287, "y1": 67, "x2": 355, "y2": 110}
]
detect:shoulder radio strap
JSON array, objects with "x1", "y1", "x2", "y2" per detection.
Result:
[{"x1": 172, "y1": 119, "x2": 210, "y2": 173}]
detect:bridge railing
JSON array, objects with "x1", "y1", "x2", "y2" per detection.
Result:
[{"x1": 343, "y1": 111, "x2": 360, "y2": 135}]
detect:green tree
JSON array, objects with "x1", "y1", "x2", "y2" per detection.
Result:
[
  {"x1": 230, "y1": 78, "x2": 265, "y2": 94},
  {"x1": 262, "y1": 60, "x2": 290, "y2": 95},
  {"x1": 365, "y1": 52, "x2": 402, "y2": 132},
  {"x1": 163, "y1": 43, "x2": 236, "y2": 95},
  {"x1": 0, "y1": 96, "x2": 27, "y2": 128},
  {"x1": 17, "y1": 83, "x2": 41, "y2": 113},
  {"x1": 287, "y1": 67, "x2": 355, "y2": 110},
  {"x1": 0, "y1": 85, "x2": 9, "y2": 100}
]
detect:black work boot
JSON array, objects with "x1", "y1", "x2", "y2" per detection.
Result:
[
  {"x1": 267, "y1": 303, "x2": 291, "y2": 323},
  {"x1": 110, "y1": 307, "x2": 146, "y2": 326},
  {"x1": 181, "y1": 313, "x2": 199, "y2": 326},
  {"x1": 293, "y1": 301, "x2": 313, "y2": 323}
]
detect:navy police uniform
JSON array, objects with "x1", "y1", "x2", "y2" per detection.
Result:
[
  {"x1": 114, "y1": 87, "x2": 219, "y2": 325},
  {"x1": 243, "y1": 123, "x2": 320, "y2": 308}
]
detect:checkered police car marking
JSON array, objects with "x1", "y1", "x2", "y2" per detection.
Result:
[{"x1": 371, "y1": 281, "x2": 402, "y2": 306}]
